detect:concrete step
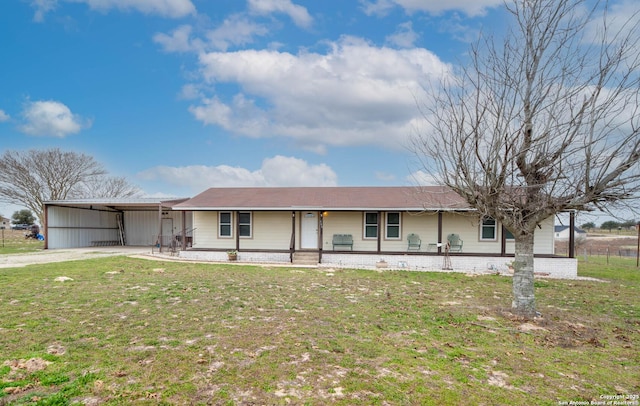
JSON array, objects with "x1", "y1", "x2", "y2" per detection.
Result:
[{"x1": 292, "y1": 251, "x2": 319, "y2": 265}]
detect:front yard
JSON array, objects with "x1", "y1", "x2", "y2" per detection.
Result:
[{"x1": 0, "y1": 254, "x2": 638, "y2": 405}]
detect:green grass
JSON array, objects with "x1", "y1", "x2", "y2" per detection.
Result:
[{"x1": 0, "y1": 256, "x2": 638, "y2": 405}]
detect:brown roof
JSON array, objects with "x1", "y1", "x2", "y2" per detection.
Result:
[{"x1": 173, "y1": 186, "x2": 471, "y2": 211}]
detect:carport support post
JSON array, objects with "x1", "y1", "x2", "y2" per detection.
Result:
[
  {"x1": 157, "y1": 203, "x2": 163, "y2": 253},
  {"x1": 181, "y1": 211, "x2": 187, "y2": 251},
  {"x1": 43, "y1": 204, "x2": 49, "y2": 250}
]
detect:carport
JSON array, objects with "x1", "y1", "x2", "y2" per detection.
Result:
[{"x1": 43, "y1": 198, "x2": 191, "y2": 250}]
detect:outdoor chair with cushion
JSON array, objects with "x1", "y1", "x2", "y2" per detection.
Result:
[
  {"x1": 407, "y1": 233, "x2": 421, "y2": 251},
  {"x1": 447, "y1": 233, "x2": 463, "y2": 252}
]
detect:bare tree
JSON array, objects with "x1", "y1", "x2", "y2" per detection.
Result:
[
  {"x1": 413, "y1": 0, "x2": 640, "y2": 317},
  {"x1": 0, "y1": 148, "x2": 140, "y2": 224},
  {"x1": 76, "y1": 175, "x2": 141, "y2": 199}
]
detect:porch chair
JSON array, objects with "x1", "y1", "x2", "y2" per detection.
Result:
[
  {"x1": 447, "y1": 233, "x2": 463, "y2": 252},
  {"x1": 407, "y1": 233, "x2": 421, "y2": 251}
]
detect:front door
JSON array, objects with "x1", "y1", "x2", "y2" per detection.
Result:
[{"x1": 300, "y1": 212, "x2": 318, "y2": 249}]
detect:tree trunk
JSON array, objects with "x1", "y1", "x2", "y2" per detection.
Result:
[{"x1": 512, "y1": 232, "x2": 536, "y2": 318}]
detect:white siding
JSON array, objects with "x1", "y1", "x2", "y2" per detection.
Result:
[
  {"x1": 248, "y1": 212, "x2": 291, "y2": 249},
  {"x1": 192, "y1": 211, "x2": 220, "y2": 248},
  {"x1": 322, "y1": 211, "x2": 376, "y2": 251},
  {"x1": 190, "y1": 209, "x2": 555, "y2": 255},
  {"x1": 192, "y1": 211, "x2": 291, "y2": 250}
]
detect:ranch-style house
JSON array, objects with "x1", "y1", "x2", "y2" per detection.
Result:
[{"x1": 43, "y1": 186, "x2": 578, "y2": 278}]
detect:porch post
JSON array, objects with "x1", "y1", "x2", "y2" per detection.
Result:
[
  {"x1": 437, "y1": 211, "x2": 443, "y2": 255},
  {"x1": 377, "y1": 211, "x2": 382, "y2": 253},
  {"x1": 290, "y1": 211, "x2": 296, "y2": 263},
  {"x1": 319, "y1": 211, "x2": 324, "y2": 263},
  {"x1": 501, "y1": 224, "x2": 507, "y2": 256},
  {"x1": 569, "y1": 211, "x2": 575, "y2": 259},
  {"x1": 235, "y1": 211, "x2": 240, "y2": 251}
]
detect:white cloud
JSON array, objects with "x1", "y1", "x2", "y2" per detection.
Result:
[
  {"x1": 31, "y1": 0, "x2": 196, "y2": 21},
  {"x1": 178, "y1": 83, "x2": 202, "y2": 100},
  {"x1": 137, "y1": 155, "x2": 337, "y2": 192},
  {"x1": 248, "y1": 0, "x2": 313, "y2": 29},
  {"x1": 154, "y1": 16, "x2": 269, "y2": 53},
  {"x1": 359, "y1": 0, "x2": 394, "y2": 17},
  {"x1": 361, "y1": 0, "x2": 502, "y2": 17},
  {"x1": 386, "y1": 21, "x2": 419, "y2": 48},
  {"x1": 189, "y1": 94, "x2": 268, "y2": 137},
  {"x1": 153, "y1": 25, "x2": 202, "y2": 53},
  {"x1": 585, "y1": 0, "x2": 640, "y2": 45},
  {"x1": 0, "y1": 110, "x2": 10, "y2": 122},
  {"x1": 190, "y1": 36, "x2": 450, "y2": 151},
  {"x1": 206, "y1": 14, "x2": 269, "y2": 51},
  {"x1": 407, "y1": 169, "x2": 439, "y2": 186},
  {"x1": 31, "y1": 0, "x2": 57, "y2": 22},
  {"x1": 19, "y1": 100, "x2": 91, "y2": 137}
]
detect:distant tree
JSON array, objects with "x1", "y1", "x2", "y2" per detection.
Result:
[
  {"x1": 580, "y1": 222, "x2": 596, "y2": 231},
  {"x1": 620, "y1": 219, "x2": 637, "y2": 229},
  {"x1": 412, "y1": 0, "x2": 640, "y2": 317},
  {"x1": 75, "y1": 175, "x2": 141, "y2": 199},
  {"x1": 12, "y1": 209, "x2": 36, "y2": 226},
  {"x1": 600, "y1": 221, "x2": 620, "y2": 233},
  {"x1": 0, "y1": 148, "x2": 140, "y2": 225}
]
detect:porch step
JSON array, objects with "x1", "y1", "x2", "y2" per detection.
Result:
[{"x1": 292, "y1": 251, "x2": 319, "y2": 265}]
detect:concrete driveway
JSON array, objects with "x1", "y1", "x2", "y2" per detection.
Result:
[{"x1": 0, "y1": 246, "x2": 154, "y2": 268}]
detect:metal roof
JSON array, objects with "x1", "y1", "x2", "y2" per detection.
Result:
[
  {"x1": 44, "y1": 197, "x2": 189, "y2": 211},
  {"x1": 172, "y1": 186, "x2": 472, "y2": 211}
]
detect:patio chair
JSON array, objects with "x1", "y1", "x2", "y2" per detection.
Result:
[
  {"x1": 447, "y1": 233, "x2": 463, "y2": 252},
  {"x1": 407, "y1": 233, "x2": 421, "y2": 251}
]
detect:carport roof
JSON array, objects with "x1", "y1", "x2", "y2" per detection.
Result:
[
  {"x1": 44, "y1": 197, "x2": 189, "y2": 211},
  {"x1": 172, "y1": 186, "x2": 472, "y2": 211}
]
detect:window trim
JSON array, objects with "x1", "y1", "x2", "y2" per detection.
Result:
[
  {"x1": 363, "y1": 212, "x2": 378, "y2": 239},
  {"x1": 219, "y1": 211, "x2": 232, "y2": 238},
  {"x1": 480, "y1": 217, "x2": 497, "y2": 241},
  {"x1": 385, "y1": 212, "x2": 401, "y2": 240}
]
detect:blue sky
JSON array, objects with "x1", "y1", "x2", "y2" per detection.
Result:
[{"x1": 0, "y1": 0, "x2": 636, "y2": 224}]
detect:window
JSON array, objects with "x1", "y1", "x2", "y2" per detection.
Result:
[
  {"x1": 386, "y1": 212, "x2": 401, "y2": 239},
  {"x1": 504, "y1": 228, "x2": 515, "y2": 240},
  {"x1": 219, "y1": 212, "x2": 232, "y2": 237},
  {"x1": 364, "y1": 212, "x2": 378, "y2": 238},
  {"x1": 238, "y1": 212, "x2": 252, "y2": 237},
  {"x1": 481, "y1": 217, "x2": 497, "y2": 241}
]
